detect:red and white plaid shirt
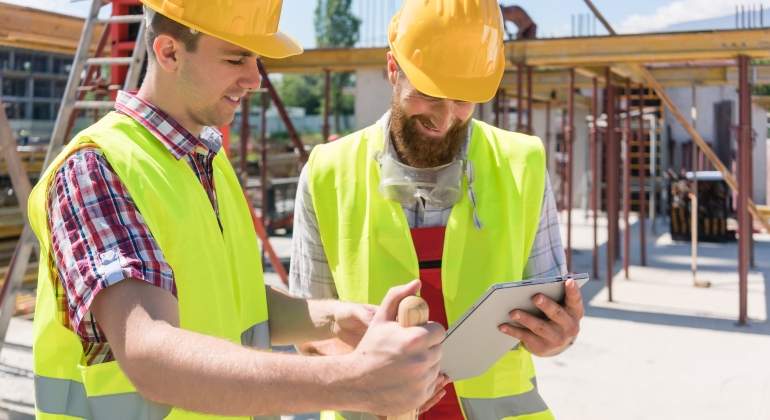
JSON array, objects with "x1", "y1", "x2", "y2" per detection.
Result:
[{"x1": 48, "y1": 90, "x2": 222, "y2": 364}]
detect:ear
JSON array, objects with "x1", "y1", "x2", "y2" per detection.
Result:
[
  {"x1": 152, "y1": 34, "x2": 181, "y2": 73},
  {"x1": 385, "y1": 52, "x2": 399, "y2": 87}
]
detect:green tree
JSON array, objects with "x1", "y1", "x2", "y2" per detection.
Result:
[
  {"x1": 275, "y1": 74, "x2": 322, "y2": 115},
  {"x1": 315, "y1": 0, "x2": 361, "y2": 133}
]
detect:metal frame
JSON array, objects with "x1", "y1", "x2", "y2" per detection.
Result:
[
  {"x1": 605, "y1": 67, "x2": 618, "y2": 302},
  {"x1": 591, "y1": 78, "x2": 599, "y2": 279},
  {"x1": 565, "y1": 69, "x2": 575, "y2": 271}
]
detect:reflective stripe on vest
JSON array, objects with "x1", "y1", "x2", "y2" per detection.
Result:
[
  {"x1": 241, "y1": 321, "x2": 271, "y2": 349},
  {"x1": 35, "y1": 375, "x2": 171, "y2": 419},
  {"x1": 459, "y1": 378, "x2": 549, "y2": 419}
]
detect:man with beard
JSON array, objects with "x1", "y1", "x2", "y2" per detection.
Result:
[
  {"x1": 289, "y1": 1, "x2": 584, "y2": 419},
  {"x1": 27, "y1": 0, "x2": 445, "y2": 418}
]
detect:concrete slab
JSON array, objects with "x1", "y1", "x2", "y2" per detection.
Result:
[{"x1": 536, "y1": 210, "x2": 770, "y2": 420}]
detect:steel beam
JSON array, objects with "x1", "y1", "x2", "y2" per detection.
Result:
[
  {"x1": 690, "y1": 85, "x2": 700, "y2": 286},
  {"x1": 323, "y1": 69, "x2": 331, "y2": 142},
  {"x1": 517, "y1": 63, "x2": 524, "y2": 132},
  {"x1": 637, "y1": 84, "x2": 647, "y2": 266},
  {"x1": 527, "y1": 66, "x2": 534, "y2": 134},
  {"x1": 257, "y1": 60, "x2": 309, "y2": 163},
  {"x1": 502, "y1": 90, "x2": 510, "y2": 130},
  {"x1": 506, "y1": 29, "x2": 770, "y2": 68},
  {"x1": 738, "y1": 55, "x2": 751, "y2": 325},
  {"x1": 260, "y1": 93, "x2": 269, "y2": 230},
  {"x1": 591, "y1": 78, "x2": 600, "y2": 279},
  {"x1": 259, "y1": 30, "x2": 770, "y2": 73},
  {"x1": 605, "y1": 67, "x2": 618, "y2": 302},
  {"x1": 623, "y1": 79, "x2": 631, "y2": 279},
  {"x1": 566, "y1": 69, "x2": 575, "y2": 272},
  {"x1": 239, "y1": 94, "x2": 250, "y2": 184}
]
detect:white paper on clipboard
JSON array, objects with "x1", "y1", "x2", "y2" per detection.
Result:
[{"x1": 440, "y1": 273, "x2": 589, "y2": 381}]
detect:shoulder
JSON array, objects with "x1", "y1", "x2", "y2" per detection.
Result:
[
  {"x1": 308, "y1": 124, "x2": 382, "y2": 174},
  {"x1": 471, "y1": 119, "x2": 545, "y2": 163}
]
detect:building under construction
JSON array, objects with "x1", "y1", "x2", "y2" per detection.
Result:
[{"x1": 0, "y1": 1, "x2": 769, "y2": 419}]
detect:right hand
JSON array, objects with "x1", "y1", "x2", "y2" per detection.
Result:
[{"x1": 347, "y1": 280, "x2": 445, "y2": 416}]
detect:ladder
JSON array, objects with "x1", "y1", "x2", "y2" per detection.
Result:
[{"x1": 0, "y1": 0, "x2": 147, "y2": 351}]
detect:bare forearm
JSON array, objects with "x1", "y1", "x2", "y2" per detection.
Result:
[
  {"x1": 124, "y1": 320, "x2": 362, "y2": 416},
  {"x1": 266, "y1": 286, "x2": 337, "y2": 346}
]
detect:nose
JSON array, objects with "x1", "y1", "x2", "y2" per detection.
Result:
[
  {"x1": 430, "y1": 100, "x2": 455, "y2": 133},
  {"x1": 238, "y1": 62, "x2": 262, "y2": 91}
]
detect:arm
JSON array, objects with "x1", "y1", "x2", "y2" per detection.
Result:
[
  {"x1": 93, "y1": 278, "x2": 445, "y2": 417},
  {"x1": 500, "y1": 172, "x2": 583, "y2": 357},
  {"x1": 288, "y1": 165, "x2": 364, "y2": 354},
  {"x1": 266, "y1": 286, "x2": 375, "y2": 347},
  {"x1": 288, "y1": 165, "x2": 338, "y2": 299}
]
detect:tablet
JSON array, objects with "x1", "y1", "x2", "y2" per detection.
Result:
[{"x1": 440, "y1": 273, "x2": 589, "y2": 381}]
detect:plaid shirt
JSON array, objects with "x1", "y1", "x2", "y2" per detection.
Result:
[
  {"x1": 48, "y1": 90, "x2": 222, "y2": 364},
  {"x1": 289, "y1": 113, "x2": 567, "y2": 299}
]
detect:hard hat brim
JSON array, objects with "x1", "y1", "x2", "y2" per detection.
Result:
[
  {"x1": 396, "y1": 46, "x2": 506, "y2": 104},
  {"x1": 140, "y1": 0, "x2": 304, "y2": 59},
  {"x1": 169, "y1": 13, "x2": 304, "y2": 59},
  {"x1": 221, "y1": 30, "x2": 304, "y2": 59}
]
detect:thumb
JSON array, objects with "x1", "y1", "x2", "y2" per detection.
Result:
[{"x1": 371, "y1": 279, "x2": 421, "y2": 324}]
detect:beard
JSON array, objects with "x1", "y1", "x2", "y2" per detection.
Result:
[{"x1": 389, "y1": 99, "x2": 469, "y2": 169}]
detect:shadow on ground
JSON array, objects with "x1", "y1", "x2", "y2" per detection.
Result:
[{"x1": 572, "y1": 218, "x2": 770, "y2": 336}]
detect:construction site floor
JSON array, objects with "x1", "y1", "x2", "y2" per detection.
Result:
[{"x1": 1, "y1": 212, "x2": 768, "y2": 420}]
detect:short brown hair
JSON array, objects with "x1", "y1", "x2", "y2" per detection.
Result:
[{"x1": 144, "y1": 6, "x2": 201, "y2": 59}]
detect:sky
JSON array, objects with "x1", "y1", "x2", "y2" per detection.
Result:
[{"x1": 2, "y1": 0, "x2": 767, "y2": 47}]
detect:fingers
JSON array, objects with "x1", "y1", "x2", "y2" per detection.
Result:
[
  {"x1": 533, "y1": 295, "x2": 575, "y2": 330},
  {"x1": 508, "y1": 309, "x2": 562, "y2": 344},
  {"x1": 419, "y1": 389, "x2": 447, "y2": 414},
  {"x1": 420, "y1": 320, "x2": 447, "y2": 346},
  {"x1": 347, "y1": 304, "x2": 377, "y2": 326},
  {"x1": 419, "y1": 375, "x2": 450, "y2": 414},
  {"x1": 563, "y1": 279, "x2": 585, "y2": 319},
  {"x1": 498, "y1": 324, "x2": 547, "y2": 353},
  {"x1": 372, "y1": 280, "x2": 422, "y2": 324}
]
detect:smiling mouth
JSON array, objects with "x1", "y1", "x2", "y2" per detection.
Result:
[
  {"x1": 224, "y1": 95, "x2": 241, "y2": 105},
  {"x1": 417, "y1": 119, "x2": 446, "y2": 137}
]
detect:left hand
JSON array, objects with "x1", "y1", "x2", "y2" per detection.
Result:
[
  {"x1": 298, "y1": 302, "x2": 378, "y2": 356},
  {"x1": 498, "y1": 278, "x2": 584, "y2": 357},
  {"x1": 331, "y1": 301, "x2": 378, "y2": 348}
]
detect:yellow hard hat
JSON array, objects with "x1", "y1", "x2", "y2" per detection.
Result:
[
  {"x1": 388, "y1": 0, "x2": 506, "y2": 103},
  {"x1": 140, "y1": 0, "x2": 303, "y2": 59}
]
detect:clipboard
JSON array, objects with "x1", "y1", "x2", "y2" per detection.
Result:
[{"x1": 440, "y1": 273, "x2": 589, "y2": 381}]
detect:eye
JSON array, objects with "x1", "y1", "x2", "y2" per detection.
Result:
[{"x1": 226, "y1": 58, "x2": 246, "y2": 65}]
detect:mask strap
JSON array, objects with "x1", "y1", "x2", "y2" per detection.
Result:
[{"x1": 465, "y1": 160, "x2": 483, "y2": 230}]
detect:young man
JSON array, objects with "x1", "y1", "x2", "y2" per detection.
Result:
[
  {"x1": 290, "y1": 1, "x2": 584, "y2": 419},
  {"x1": 28, "y1": 1, "x2": 444, "y2": 418}
]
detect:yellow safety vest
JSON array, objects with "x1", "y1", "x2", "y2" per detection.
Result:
[
  {"x1": 28, "y1": 112, "x2": 271, "y2": 420},
  {"x1": 308, "y1": 120, "x2": 554, "y2": 420}
]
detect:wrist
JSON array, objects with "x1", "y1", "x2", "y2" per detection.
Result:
[{"x1": 321, "y1": 353, "x2": 370, "y2": 413}]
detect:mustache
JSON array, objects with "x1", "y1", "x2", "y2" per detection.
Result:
[{"x1": 391, "y1": 109, "x2": 468, "y2": 168}]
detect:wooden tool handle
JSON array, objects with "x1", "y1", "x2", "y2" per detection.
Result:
[{"x1": 386, "y1": 296, "x2": 429, "y2": 420}]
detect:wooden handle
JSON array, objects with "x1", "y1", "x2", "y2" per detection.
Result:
[
  {"x1": 386, "y1": 296, "x2": 429, "y2": 420},
  {"x1": 397, "y1": 296, "x2": 429, "y2": 328}
]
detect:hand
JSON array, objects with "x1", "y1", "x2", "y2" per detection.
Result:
[
  {"x1": 498, "y1": 278, "x2": 584, "y2": 357},
  {"x1": 418, "y1": 374, "x2": 451, "y2": 414},
  {"x1": 331, "y1": 301, "x2": 377, "y2": 348},
  {"x1": 347, "y1": 280, "x2": 446, "y2": 416}
]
